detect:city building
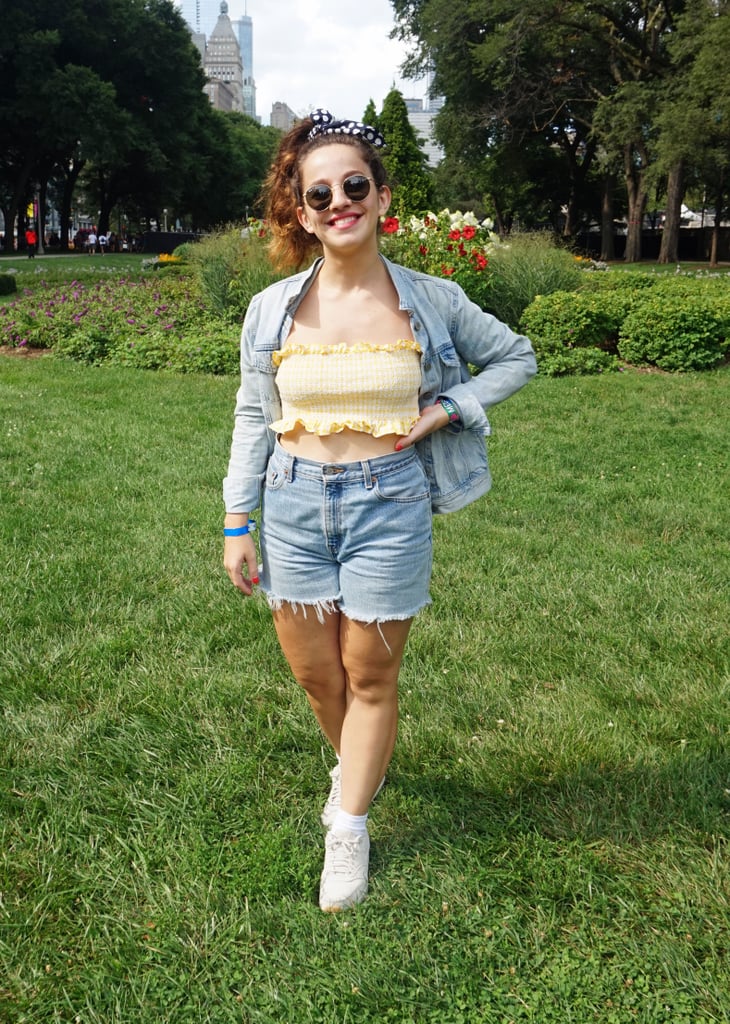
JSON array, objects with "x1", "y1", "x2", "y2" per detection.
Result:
[
  {"x1": 232, "y1": 15, "x2": 256, "y2": 119},
  {"x1": 202, "y1": 3, "x2": 244, "y2": 112},
  {"x1": 179, "y1": 1, "x2": 257, "y2": 119},
  {"x1": 270, "y1": 101, "x2": 298, "y2": 132},
  {"x1": 178, "y1": 0, "x2": 220, "y2": 40},
  {"x1": 405, "y1": 95, "x2": 444, "y2": 167}
]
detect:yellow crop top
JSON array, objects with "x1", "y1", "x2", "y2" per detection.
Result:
[{"x1": 270, "y1": 340, "x2": 422, "y2": 437}]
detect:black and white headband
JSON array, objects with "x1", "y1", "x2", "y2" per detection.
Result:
[{"x1": 308, "y1": 108, "x2": 386, "y2": 149}]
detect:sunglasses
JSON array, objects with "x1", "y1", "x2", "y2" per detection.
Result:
[{"x1": 303, "y1": 174, "x2": 376, "y2": 211}]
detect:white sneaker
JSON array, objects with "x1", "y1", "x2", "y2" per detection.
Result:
[
  {"x1": 320, "y1": 763, "x2": 385, "y2": 829},
  {"x1": 319, "y1": 829, "x2": 370, "y2": 912}
]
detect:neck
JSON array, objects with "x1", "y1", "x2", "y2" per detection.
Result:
[{"x1": 317, "y1": 242, "x2": 385, "y2": 293}]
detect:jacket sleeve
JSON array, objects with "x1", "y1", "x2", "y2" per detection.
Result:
[
  {"x1": 222, "y1": 295, "x2": 272, "y2": 514},
  {"x1": 438, "y1": 282, "x2": 537, "y2": 431}
]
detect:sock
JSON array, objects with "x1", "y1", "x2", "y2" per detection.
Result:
[{"x1": 332, "y1": 809, "x2": 368, "y2": 835}]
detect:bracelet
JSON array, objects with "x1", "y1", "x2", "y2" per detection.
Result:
[
  {"x1": 223, "y1": 519, "x2": 256, "y2": 537},
  {"x1": 437, "y1": 397, "x2": 460, "y2": 424}
]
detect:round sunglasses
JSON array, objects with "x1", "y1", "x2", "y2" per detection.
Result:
[{"x1": 303, "y1": 174, "x2": 376, "y2": 211}]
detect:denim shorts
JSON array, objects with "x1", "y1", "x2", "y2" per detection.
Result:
[{"x1": 259, "y1": 441, "x2": 433, "y2": 623}]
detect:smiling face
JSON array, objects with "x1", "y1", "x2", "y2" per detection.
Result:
[{"x1": 295, "y1": 142, "x2": 391, "y2": 255}]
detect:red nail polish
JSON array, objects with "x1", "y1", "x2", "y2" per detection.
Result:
[{"x1": 252, "y1": 577, "x2": 259, "y2": 585}]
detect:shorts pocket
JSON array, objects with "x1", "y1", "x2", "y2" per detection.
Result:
[
  {"x1": 373, "y1": 461, "x2": 430, "y2": 504},
  {"x1": 265, "y1": 461, "x2": 288, "y2": 491}
]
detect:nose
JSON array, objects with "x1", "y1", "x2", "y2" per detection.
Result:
[{"x1": 328, "y1": 182, "x2": 351, "y2": 208}]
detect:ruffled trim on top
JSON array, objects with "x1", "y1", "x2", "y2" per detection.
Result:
[
  {"x1": 268, "y1": 414, "x2": 421, "y2": 438},
  {"x1": 273, "y1": 339, "x2": 421, "y2": 366}
]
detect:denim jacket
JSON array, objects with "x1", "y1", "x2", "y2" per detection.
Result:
[{"x1": 223, "y1": 255, "x2": 537, "y2": 515}]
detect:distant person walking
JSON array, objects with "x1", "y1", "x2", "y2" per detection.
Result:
[
  {"x1": 25, "y1": 227, "x2": 37, "y2": 259},
  {"x1": 87, "y1": 230, "x2": 98, "y2": 254}
]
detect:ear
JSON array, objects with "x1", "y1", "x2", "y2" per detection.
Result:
[
  {"x1": 377, "y1": 185, "x2": 392, "y2": 218},
  {"x1": 296, "y1": 205, "x2": 317, "y2": 234}
]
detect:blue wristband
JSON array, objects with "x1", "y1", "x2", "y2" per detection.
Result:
[{"x1": 224, "y1": 519, "x2": 256, "y2": 537}]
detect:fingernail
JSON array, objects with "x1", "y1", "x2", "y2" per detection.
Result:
[
  {"x1": 394, "y1": 442, "x2": 402, "y2": 451},
  {"x1": 252, "y1": 577, "x2": 259, "y2": 585}
]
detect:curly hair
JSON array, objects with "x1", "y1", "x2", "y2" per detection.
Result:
[{"x1": 260, "y1": 117, "x2": 389, "y2": 272}]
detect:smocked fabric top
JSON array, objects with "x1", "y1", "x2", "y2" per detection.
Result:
[{"x1": 270, "y1": 340, "x2": 422, "y2": 437}]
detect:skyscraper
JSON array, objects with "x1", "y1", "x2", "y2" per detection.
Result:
[
  {"x1": 178, "y1": 0, "x2": 220, "y2": 39},
  {"x1": 232, "y1": 14, "x2": 256, "y2": 119}
]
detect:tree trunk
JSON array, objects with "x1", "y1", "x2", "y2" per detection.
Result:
[
  {"x1": 59, "y1": 157, "x2": 85, "y2": 250},
  {"x1": 657, "y1": 159, "x2": 684, "y2": 263},
  {"x1": 623, "y1": 142, "x2": 648, "y2": 263},
  {"x1": 37, "y1": 181, "x2": 47, "y2": 256},
  {"x1": 600, "y1": 173, "x2": 616, "y2": 261},
  {"x1": 709, "y1": 179, "x2": 725, "y2": 267}
]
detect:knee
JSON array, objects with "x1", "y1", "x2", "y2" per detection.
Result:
[
  {"x1": 293, "y1": 662, "x2": 344, "y2": 698},
  {"x1": 345, "y1": 667, "x2": 399, "y2": 705}
]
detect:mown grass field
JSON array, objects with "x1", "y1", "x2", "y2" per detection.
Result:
[{"x1": 1, "y1": 349, "x2": 728, "y2": 1023}]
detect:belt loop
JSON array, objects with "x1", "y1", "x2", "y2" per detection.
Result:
[
  {"x1": 283, "y1": 448, "x2": 295, "y2": 480},
  {"x1": 362, "y1": 459, "x2": 374, "y2": 489}
]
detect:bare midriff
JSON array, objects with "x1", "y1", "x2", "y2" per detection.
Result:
[{"x1": 278, "y1": 425, "x2": 403, "y2": 463}]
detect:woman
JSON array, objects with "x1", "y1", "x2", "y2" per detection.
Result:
[{"x1": 223, "y1": 109, "x2": 536, "y2": 912}]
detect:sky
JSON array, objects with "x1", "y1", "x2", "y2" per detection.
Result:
[{"x1": 177, "y1": 0, "x2": 425, "y2": 125}]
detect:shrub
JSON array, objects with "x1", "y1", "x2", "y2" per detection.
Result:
[
  {"x1": 531, "y1": 338, "x2": 620, "y2": 376},
  {"x1": 183, "y1": 223, "x2": 284, "y2": 322},
  {"x1": 379, "y1": 210, "x2": 494, "y2": 310},
  {"x1": 618, "y1": 295, "x2": 728, "y2": 371},
  {"x1": 520, "y1": 290, "x2": 625, "y2": 352},
  {"x1": 0, "y1": 273, "x2": 18, "y2": 295},
  {"x1": 484, "y1": 232, "x2": 582, "y2": 327}
]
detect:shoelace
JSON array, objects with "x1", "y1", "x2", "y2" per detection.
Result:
[
  {"x1": 329, "y1": 834, "x2": 364, "y2": 873},
  {"x1": 327, "y1": 767, "x2": 341, "y2": 807}
]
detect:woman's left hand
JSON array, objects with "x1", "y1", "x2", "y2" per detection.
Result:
[{"x1": 394, "y1": 403, "x2": 450, "y2": 450}]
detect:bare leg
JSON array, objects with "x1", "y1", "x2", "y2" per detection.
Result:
[
  {"x1": 273, "y1": 604, "x2": 413, "y2": 815},
  {"x1": 272, "y1": 604, "x2": 347, "y2": 753},
  {"x1": 338, "y1": 616, "x2": 412, "y2": 815}
]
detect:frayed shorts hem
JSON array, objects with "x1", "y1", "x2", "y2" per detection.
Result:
[{"x1": 263, "y1": 590, "x2": 432, "y2": 626}]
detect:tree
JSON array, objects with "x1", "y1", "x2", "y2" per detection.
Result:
[
  {"x1": 377, "y1": 89, "x2": 433, "y2": 216},
  {"x1": 390, "y1": 0, "x2": 695, "y2": 261}
]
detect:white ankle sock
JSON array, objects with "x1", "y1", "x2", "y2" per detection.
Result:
[{"x1": 332, "y1": 809, "x2": 368, "y2": 835}]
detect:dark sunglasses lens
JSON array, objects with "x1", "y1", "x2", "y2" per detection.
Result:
[
  {"x1": 343, "y1": 175, "x2": 371, "y2": 201},
  {"x1": 305, "y1": 184, "x2": 333, "y2": 211}
]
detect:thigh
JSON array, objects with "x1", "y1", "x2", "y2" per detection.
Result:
[
  {"x1": 340, "y1": 616, "x2": 414, "y2": 690},
  {"x1": 272, "y1": 603, "x2": 344, "y2": 686}
]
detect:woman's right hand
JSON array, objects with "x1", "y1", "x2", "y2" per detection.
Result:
[{"x1": 223, "y1": 534, "x2": 259, "y2": 596}]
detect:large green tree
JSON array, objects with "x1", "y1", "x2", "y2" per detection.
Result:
[
  {"x1": 390, "y1": 0, "x2": 702, "y2": 261},
  {"x1": 0, "y1": 0, "x2": 273, "y2": 250}
]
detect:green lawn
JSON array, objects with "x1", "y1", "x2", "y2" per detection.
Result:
[{"x1": 1, "y1": 355, "x2": 728, "y2": 1023}]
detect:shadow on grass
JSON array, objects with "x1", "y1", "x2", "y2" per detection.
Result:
[{"x1": 386, "y1": 742, "x2": 728, "y2": 849}]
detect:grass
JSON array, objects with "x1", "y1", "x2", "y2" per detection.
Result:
[
  {"x1": 1, "y1": 354, "x2": 729, "y2": 1023},
  {"x1": 0, "y1": 254, "x2": 150, "y2": 303}
]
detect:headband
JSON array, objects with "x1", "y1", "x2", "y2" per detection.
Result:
[{"x1": 307, "y1": 108, "x2": 386, "y2": 149}]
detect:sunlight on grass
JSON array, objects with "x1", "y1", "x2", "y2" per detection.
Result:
[{"x1": 1, "y1": 356, "x2": 728, "y2": 1023}]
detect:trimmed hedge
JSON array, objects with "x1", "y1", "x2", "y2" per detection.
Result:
[
  {"x1": 520, "y1": 272, "x2": 730, "y2": 374},
  {"x1": 0, "y1": 273, "x2": 18, "y2": 295}
]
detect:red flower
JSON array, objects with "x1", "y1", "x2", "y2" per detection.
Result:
[
  {"x1": 419, "y1": 244, "x2": 428, "y2": 256},
  {"x1": 462, "y1": 225, "x2": 476, "y2": 240},
  {"x1": 440, "y1": 265, "x2": 455, "y2": 276},
  {"x1": 448, "y1": 228, "x2": 462, "y2": 241},
  {"x1": 382, "y1": 217, "x2": 400, "y2": 234},
  {"x1": 472, "y1": 250, "x2": 488, "y2": 270}
]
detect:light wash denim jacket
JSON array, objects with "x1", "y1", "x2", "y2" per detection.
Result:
[{"x1": 223, "y1": 255, "x2": 537, "y2": 515}]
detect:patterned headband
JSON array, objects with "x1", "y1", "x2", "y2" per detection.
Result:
[{"x1": 307, "y1": 108, "x2": 386, "y2": 149}]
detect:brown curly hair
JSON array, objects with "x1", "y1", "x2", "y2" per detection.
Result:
[{"x1": 260, "y1": 117, "x2": 389, "y2": 272}]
